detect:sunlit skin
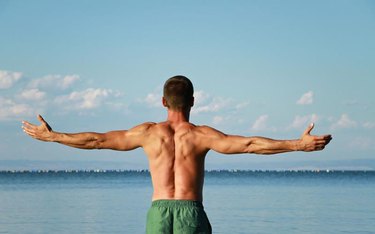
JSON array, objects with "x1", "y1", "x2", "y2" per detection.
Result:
[{"x1": 22, "y1": 97, "x2": 332, "y2": 202}]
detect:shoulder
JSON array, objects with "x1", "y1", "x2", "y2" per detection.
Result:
[
  {"x1": 193, "y1": 125, "x2": 226, "y2": 138},
  {"x1": 128, "y1": 122, "x2": 156, "y2": 133}
]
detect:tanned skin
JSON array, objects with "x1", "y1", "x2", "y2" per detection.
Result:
[{"x1": 22, "y1": 97, "x2": 332, "y2": 202}]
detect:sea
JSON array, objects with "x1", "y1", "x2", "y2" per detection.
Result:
[{"x1": 0, "y1": 170, "x2": 374, "y2": 234}]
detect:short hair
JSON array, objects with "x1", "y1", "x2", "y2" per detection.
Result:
[{"x1": 163, "y1": 75, "x2": 194, "y2": 111}]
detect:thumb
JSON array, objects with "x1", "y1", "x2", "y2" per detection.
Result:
[
  {"x1": 303, "y1": 123, "x2": 314, "y2": 136},
  {"x1": 37, "y1": 114, "x2": 52, "y2": 131},
  {"x1": 37, "y1": 114, "x2": 46, "y2": 124}
]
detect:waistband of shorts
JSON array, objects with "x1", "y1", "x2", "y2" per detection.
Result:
[{"x1": 151, "y1": 199, "x2": 203, "y2": 208}]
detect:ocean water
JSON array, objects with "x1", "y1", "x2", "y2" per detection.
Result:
[{"x1": 0, "y1": 170, "x2": 374, "y2": 234}]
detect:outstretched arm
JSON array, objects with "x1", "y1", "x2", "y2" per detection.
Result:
[
  {"x1": 22, "y1": 115, "x2": 150, "y2": 151},
  {"x1": 203, "y1": 123, "x2": 332, "y2": 155}
]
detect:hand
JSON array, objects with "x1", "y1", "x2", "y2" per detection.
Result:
[
  {"x1": 22, "y1": 115, "x2": 54, "y2": 142},
  {"x1": 300, "y1": 123, "x2": 332, "y2": 152}
]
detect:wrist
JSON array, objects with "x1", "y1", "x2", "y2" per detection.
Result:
[
  {"x1": 294, "y1": 139, "x2": 304, "y2": 151},
  {"x1": 48, "y1": 131, "x2": 58, "y2": 142}
]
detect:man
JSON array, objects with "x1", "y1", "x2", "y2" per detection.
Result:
[{"x1": 22, "y1": 75, "x2": 332, "y2": 234}]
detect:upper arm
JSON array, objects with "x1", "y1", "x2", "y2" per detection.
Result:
[
  {"x1": 200, "y1": 126, "x2": 252, "y2": 154},
  {"x1": 98, "y1": 123, "x2": 153, "y2": 151}
]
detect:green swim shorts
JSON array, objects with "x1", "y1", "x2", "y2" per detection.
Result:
[{"x1": 146, "y1": 200, "x2": 212, "y2": 234}]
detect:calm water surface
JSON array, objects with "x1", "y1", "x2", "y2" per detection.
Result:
[{"x1": 0, "y1": 171, "x2": 374, "y2": 234}]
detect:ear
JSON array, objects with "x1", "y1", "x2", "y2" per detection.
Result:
[
  {"x1": 190, "y1": 96, "x2": 194, "y2": 107},
  {"x1": 162, "y1": 97, "x2": 168, "y2": 107}
]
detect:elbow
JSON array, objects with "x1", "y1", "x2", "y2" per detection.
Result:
[
  {"x1": 245, "y1": 141, "x2": 263, "y2": 154},
  {"x1": 91, "y1": 135, "x2": 105, "y2": 149},
  {"x1": 94, "y1": 138, "x2": 106, "y2": 149}
]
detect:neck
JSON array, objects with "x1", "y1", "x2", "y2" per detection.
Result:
[{"x1": 166, "y1": 108, "x2": 190, "y2": 123}]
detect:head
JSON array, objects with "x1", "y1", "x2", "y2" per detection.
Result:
[{"x1": 163, "y1": 75, "x2": 194, "y2": 111}]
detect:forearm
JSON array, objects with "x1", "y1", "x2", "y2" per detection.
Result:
[
  {"x1": 248, "y1": 137, "x2": 301, "y2": 155},
  {"x1": 207, "y1": 124, "x2": 331, "y2": 155},
  {"x1": 50, "y1": 131, "x2": 104, "y2": 149}
]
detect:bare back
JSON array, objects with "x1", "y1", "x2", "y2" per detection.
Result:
[{"x1": 142, "y1": 121, "x2": 209, "y2": 201}]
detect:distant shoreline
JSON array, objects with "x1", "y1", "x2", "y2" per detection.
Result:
[
  {"x1": 1, "y1": 169, "x2": 374, "y2": 173},
  {"x1": 1, "y1": 159, "x2": 374, "y2": 171}
]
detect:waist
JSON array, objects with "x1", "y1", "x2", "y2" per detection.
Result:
[{"x1": 151, "y1": 199, "x2": 204, "y2": 208}]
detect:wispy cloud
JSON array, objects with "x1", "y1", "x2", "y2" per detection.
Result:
[
  {"x1": 297, "y1": 91, "x2": 313, "y2": 105},
  {"x1": 0, "y1": 69, "x2": 126, "y2": 121},
  {"x1": 363, "y1": 121, "x2": 375, "y2": 129},
  {"x1": 0, "y1": 97, "x2": 35, "y2": 120},
  {"x1": 331, "y1": 114, "x2": 357, "y2": 130},
  {"x1": 29, "y1": 74, "x2": 79, "y2": 90},
  {"x1": 144, "y1": 92, "x2": 163, "y2": 108},
  {"x1": 235, "y1": 102, "x2": 250, "y2": 110},
  {"x1": 212, "y1": 115, "x2": 224, "y2": 125},
  {"x1": 0, "y1": 70, "x2": 22, "y2": 89},
  {"x1": 194, "y1": 90, "x2": 210, "y2": 105},
  {"x1": 251, "y1": 114, "x2": 276, "y2": 132},
  {"x1": 19, "y1": 88, "x2": 46, "y2": 101},
  {"x1": 289, "y1": 114, "x2": 318, "y2": 129},
  {"x1": 55, "y1": 88, "x2": 117, "y2": 110},
  {"x1": 191, "y1": 91, "x2": 232, "y2": 115},
  {"x1": 139, "y1": 86, "x2": 163, "y2": 108}
]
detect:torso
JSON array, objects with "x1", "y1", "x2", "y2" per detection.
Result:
[{"x1": 141, "y1": 121, "x2": 209, "y2": 201}]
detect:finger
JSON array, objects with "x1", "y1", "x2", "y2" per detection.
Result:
[
  {"x1": 320, "y1": 137, "x2": 332, "y2": 145},
  {"x1": 23, "y1": 127, "x2": 35, "y2": 136},
  {"x1": 315, "y1": 135, "x2": 332, "y2": 140},
  {"x1": 317, "y1": 138, "x2": 332, "y2": 144},
  {"x1": 22, "y1": 120, "x2": 35, "y2": 126},
  {"x1": 303, "y1": 123, "x2": 314, "y2": 135},
  {"x1": 316, "y1": 140, "x2": 328, "y2": 145},
  {"x1": 22, "y1": 123, "x2": 38, "y2": 133},
  {"x1": 22, "y1": 121, "x2": 37, "y2": 130}
]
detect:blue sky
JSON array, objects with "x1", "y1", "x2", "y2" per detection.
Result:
[{"x1": 1, "y1": 0, "x2": 374, "y2": 170}]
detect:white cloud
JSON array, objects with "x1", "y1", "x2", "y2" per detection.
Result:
[
  {"x1": 184, "y1": 90, "x2": 232, "y2": 115},
  {"x1": 289, "y1": 114, "x2": 319, "y2": 129},
  {"x1": 61, "y1": 75, "x2": 79, "y2": 89},
  {"x1": 331, "y1": 114, "x2": 357, "y2": 130},
  {"x1": 19, "y1": 88, "x2": 46, "y2": 101},
  {"x1": 140, "y1": 85, "x2": 163, "y2": 108},
  {"x1": 297, "y1": 91, "x2": 313, "y2": 105},
  {"x1": 144, "y1": 92, "x2": 163, "y2": 108},
  {"x1": 235, "y1": 102, "x2": 250, "y2": 110},
  {"x1": 55, "y1": 88, "x2": 114, "y2": 110},
  {"x1": 0, "y1": 70, "x2": 127, "y2": 121},
  {"x1": 194, "y1": 90, "x2": 210, "y2": 105},
  {"x1": 251, "y1": 114, "x2": 270, "y2": 132},
  {"x1": 0, "y1": 70, "x2": 22, "y2": 89},
  {"x1": 212, "y1": 115, "x2": 224, "y2": 125},
  {"x1": 363, "y1": 121, "x2": 375, "y2": 129},
  {"x1": 0, "y1": 97, "x2": 34, "y2": 120},
  {"x1": 194, "y1": 98, "x2": 229, "y2": 114},
  {"x1": 29, "y1": 74, "x2": 79, "y2": 90}
]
